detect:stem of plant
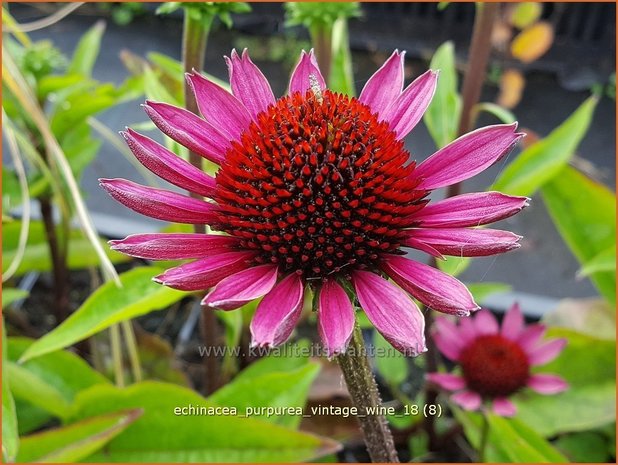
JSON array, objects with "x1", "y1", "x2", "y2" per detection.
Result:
[
  {"x1": 181, "y1": 10, "x2": 220, "y2": 395},
  {"x1": 121, "y1": 320, "x2": 143, "y2": 382},
  {"x1": 337, "y1": 325, "x2": 400, "y2": 462},
  {"x1": 110, "y1": 324, "x2": 125, "y2": 388},
  {"x1": 446, "y1": 1, "x2": 499, "y2": 198},
  {"x1": 478, "y1": 412, "x2": 490, "y2": 462},
  {"x1": 310, "y1": 25, "x2": 332, "y2": 84}
]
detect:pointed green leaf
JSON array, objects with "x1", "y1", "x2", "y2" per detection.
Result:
[
  {"x1": 2, "y1": 288, "x2": 28, "y2": 309},
  {"x1": 2, "y1": 323, "x2": 19, "y2": 462},
  {"x1": 541, "y1": 166, "x2": 616, "y2": 304},
  {"x1": 69, "y1": 381, "x2": 339, "y2": 462},
  {"x1": 578, "y1": 245, "x2": 616, "y2": 277},
  {"x1": 20, "y1": 267, "x2": 189, "y2": 362},
  {"x1": 16, "y1": 409, "x2": 142, "y2": 463},
  {"x1": 68, "y1": 21, "x2": 105, "y2": 77},
  {"x1": 491, "y1": 96, "x2": 597, "y2": 196}
]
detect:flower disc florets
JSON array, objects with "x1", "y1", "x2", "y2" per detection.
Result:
[{"x1": 215, "y1": 89, "x2": 426, "y2": 279}]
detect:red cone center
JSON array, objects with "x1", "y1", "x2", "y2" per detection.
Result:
[
  {"x1": 459, "y1": 334, "x2": 530, "y2": 398},
  {"x1": 214, "y1": 89, "x2": 427, "y2": 279}
]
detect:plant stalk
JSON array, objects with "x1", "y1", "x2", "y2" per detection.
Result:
[
  {"x1": 447, "y1": 2, "x2": 499, "y2": 198},
  {"x1": 121, "y1": 320, "x2": 143, "y2": 382},
  {"x1": 337, "y1": 325, "x2": 399, "y2": 462},
  {"x1": 181, "y1": 10, "x2": 220, "y2": 396},
  {"x1": 310, "y1": 25, "x2": 332, "y2": 84},
  {"x1": 478, "y1": 412, "x2": 490, "y2": 462},
  {"x1": 110, "y1": 324, "x2": 125, "y2": 387}
]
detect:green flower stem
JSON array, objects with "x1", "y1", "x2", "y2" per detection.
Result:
[
  {"x1": 181, "y1": 9, "x2": 219, "y2": 396},
  {"x1": 110, "y1": 324, "x2": 125, "y2": 387},
  {"x1": 447, "y1": 2, "x2": 499, "y2": 198},
  {"x1": 310, "y1": 25, "x2": 332, "y2": 84},
  {"x1": 478, "y1": 412, "x2": 490, "y2": 462},
  {"x1": 337, "y1": 325, "x2": 400, "y2": 462},
  {"x1": 121, "y1": 320, "x2": 142, "y2": 382}
]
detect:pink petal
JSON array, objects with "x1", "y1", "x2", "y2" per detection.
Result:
[
  {"x1": 122, "y1": 129, "x2": 216, "y2": 198},
  {"x1": 186, "y1": 72, "x2": 253, "y2": 140},
  {"x1": 359, "y1": 50, "x2": 405, "y2": 116},
  {"x1": 318, "y1": 279, "x2": 355, "y2": 357},
  {"x1": 403, "y1": 228, "x2": 522, "y2": 257},
  {"x1": 451, "y1": 390, "x2": 482, "y2": 411},
  {"x1": 381, "y1": 255, "x2": 479, "y2": 316},
  {"x1": 250, "y1": 273, "x2": 305, "y2": 348},
  {"x1": 434, "y1": 332, "x2": 463, "y2": 361},
  {"x1": 459, "y1": 317, "x2": 478, "y2": 342},
  {"x1": 426, "y1": 372, "x2": 466, "y2": 391},
  {"x1": 517, "y1": 324, "x2": 546, "y2": 352},
  {"x1": 99, "y1": 178, "x2": 218, "y2": 224},
  {"x1": 154, "y1": 251, "x2": 257, "y2": 291},
  {"x1": 527, "y1": 374, "x2": 569, "y2": 395},
  {"x1": 288, "y1": 50, "x2": 326, "y2": 95},
  {"x1": 226, "y1": 49, "x2": 276, "y2": 118},
  {"x1": 474, "y1": 310, "x2": 499, "y2": 335},
  {"x1": 382, "y1": 69, "x2": 438, "y2": 138},
  {"x1": 528, "y1": 338, "x2": 567, "y2": 366},
  {"x1": 143, "y1": 101, "x2": 228, "y2": 164},
  {"x1": 492, "y1": 398, "x2": 517, "y2": 417},
  {"x1": 109, "y1": 233, "x2": 240, "y2": 260},
  {"x1": 351, "y1": 270, "x2": 426, "y2": 356},
  {"x1": 415, "y1": 124, "x2": 524, "y2": 190},
  {"x1": 402, "y1": 236, "x2": 445, "y2": 259},
  {"x1": 501, "y1": 303, "x2": 525, "y2": 341},
  {"x1": 410, "y1": 192, "x2": 530, "y2": 228},
  {"x1": 203, "y1": 264, "x2": 278, "y2": 310}
]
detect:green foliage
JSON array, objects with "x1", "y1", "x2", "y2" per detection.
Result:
[
  {"x1": 2, "y1": 324, "x2": 19, "y2": 462},
  {"x1": 68, "y1": 381, "x2": 338, "y2": 462},
  {"x1": 2, "y1": 288, "x2": 29, "y2": 309},
  {"x1": 465, "y1": 282, "x2": 512, "y2": 304},
  {"x1": 373, "y1": 332, "x2": 408, "y2": 386},
  {"x1": 67, "y1": 21, "x2": 105, "y2": 77},
  {"x1": 19, "y1": 267, "x2": 189, "y2": 362},
  {"x1": 328, "y1": 17, "x2": 356, "y2": 95},
  {"x1": 437, "y1": 255, "x2": 470, "y2": 277},
  {"x1": 578, "y1": 245, "x2": 616, "y2": 278},
  {"x1": 2, "y1": 221, "x2": 129, "y2": 277},
  {"x1": 555, "y1": 430, "x2": 614, "y2": 462},
  {"x1": 284, "y1": 2, "x2": 361, "y2": 29},
  {"x1": 16, "y1": 410, "x2": 142, "y2": 463},
  {"x1": 156, "y1": 2, "x2": 251, "y2": 28},
  {"x1": 424, "y1": 41, "x2": 462, "y2": 148},
  {"x1": 541, "y1": 166, "x2": 616, "y2": 304},
  {"x1": 474, "y1": 102, "x2": 517, "y2": 124},
  {"x1": 491, "y1": 96, "x2": 598, "y2": 196}
]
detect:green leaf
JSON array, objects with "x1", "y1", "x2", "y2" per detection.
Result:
[
  {"x1": 68, "y1": 21, "x2": 105, "y2": 77},
  {"x1": 15, "y1": 399, "x2": 51, "y2": 435},
  {"x1": 373, "y1": 332, "x2": 408, "y2": 386},
  {"x1": 2, "y1": 167, "x2": 22, "y2": 212},
  {"x1": 16, "y1": 409, "x2": 142, "y2": 463},
  {"x1": 2, "y1": 221, "x2": 129, "y2": 277},
  {"x1": 209, "y1": 361, "x2": 320, "y2": 428},
  {"x1": 474, "y1": 102, "x2": 517, "y2": 124},
  {"x1": 555, "y1": 431, "x2": 611, "y2": 463},
  {"x1": 541, "y1": 166, "x2": 616, "y2": 304},
  {"x1": 6, "y1": 362, "x2": 71, "y2": 419},
  {"x1": 423, "y1": 41, "x2": 461, "y2": 148},
  {"x1": 143, "y1": 66, "x2": 180, "y2": 105},
  {"x1": 69, "y1": 381, "x2": 339, "y2": 462},
  {"x1": 2, "y1": 288, "x2": 28, "y2": 308},
  {"x1": 465, "y1": 282, "x2": 511, "y2": 304},
  {"x1": 20, "y1": 267, "x2": 189, "y2": 362},
  {"x1": 2, "y1": 323, "x2": 19, "y2": 462},
  {"x1": 436, "y1": 255, "x2": 470, "y2": 277},
  {"x1": 328, "y1": 17, "x2": 355, "y2": 95},
  {"x1": 491, "y1": 96, "x2": 597, "y2": 196},
  {"x1": 578, "y1": 244, "x2": 616, "y2": 277},
  {"x1": 514, "y1": 327, "x2": 616, "y2": 435}
]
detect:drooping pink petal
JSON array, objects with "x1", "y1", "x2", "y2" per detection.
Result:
[
  {"x1": 501, "y1": 303, "x2": 525, "y2": 341},
  {"x1": 203, "y1": 264, "x2": 278, "y2": 310},
  {"x1": 415, "y1": 124, "x2": 524, "y2": 190},
  {"x1": 109, "y1": 233, "x2": 240, "y2": 260},
  {"x1": 403, "y1": 228, "x2": 522, "y2": 257},
  {"x1": 318, "y1": 279, "x2": 355, "y2": 357},
  {"x1": 359, "y1": 50, "x2": 405, "y2": 116},
  {"x1": 99, "y1": 178, "x2": 218, "y2": 224},
  {"x1": 153, "y1": 251, "x2": 257, "y2": 291},
  {"x1": 288, "y1": 50, "x2": 326, "y2": 95},
  {"x1": 526, "y1": 374, "x2": 569, "y2": 395},
  {"x1": 474, "y1": 310, "x2": 500, "y2": 335},
  {"x1": 250, "y1": 273, "x2": 305, "y2": 348},
  {"x1": 527, "y1": 338, "x2": 567, "y2": 366},
  {"x1": 410, "y1": 192, "x2": 530, "y2": 228},
  {"x1": 517, "y1": 324, "x2": 546, "y2": 353},
  {"x1": 402, "y1": 236, "x2": 445, "y2": 259},
  {"x1": 451, "y1": 390, "x2": 482, "y2": 411},
  {"x1": 381, "y1": 69, "x2": 438, "y2": 138},
  {"x1": 226, "y1": 49, "x2": 276, "y2": 118},
  {"x1": 186, "y1": 72, "x2": 253, "y2": 140},
  {"x1": 434, "y1": 331, "x2": 463, "y2": 361},
  {"x1": 122, "y1": 129, "x2": 216, "y2": 198},
  {"x1": 352, "y1": 270, "x2": 426, "y2": 356},
  {"x1": 426, "y1": 373, "x2": 466, "y2": 391},
  {"x1": 381, "y1": 255, "x2": 479, "y2": 316},
  {"x1": 492, "y1": 398, "x2": 517, "y2": 417},
  {"x1": 143, "y1": 101, "x2": 228, "y2": 164}
]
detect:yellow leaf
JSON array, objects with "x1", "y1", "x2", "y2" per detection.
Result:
[
  {"x1": 511, "y1": 22, "x2": 554, "y2": 63},
  {"x1": 497, "y1": 68, "x2": 526, "y2": 109}
]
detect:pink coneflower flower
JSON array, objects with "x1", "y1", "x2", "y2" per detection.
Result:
[
  {"x1": 427, "y1": 304, "x2": 568, "y2": 416},
  {"x1": 101, "y1": 49, "x2": 527, "y2": 357}
]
